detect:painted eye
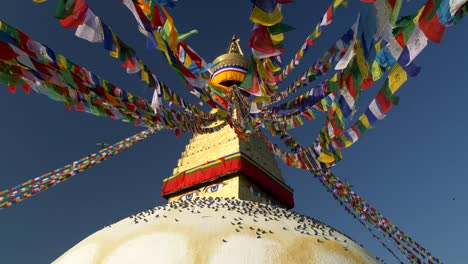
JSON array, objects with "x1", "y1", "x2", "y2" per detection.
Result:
[
  {"x1": 179, "y1": 191, "x2": 199, "y2": 201},
  {"x1": 208, "y1": 185, "x2": 219, "y2": 192},
  {"x1": 249, "y1": 186, "x2": 261, "y2": 197},
  {"x1": 205, "y1": 182, "x2": 226, "y2": 193}
]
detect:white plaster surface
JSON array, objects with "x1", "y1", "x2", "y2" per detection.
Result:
[{"x1": 54, "y1": 198, "x2": 379, "y2": 264}]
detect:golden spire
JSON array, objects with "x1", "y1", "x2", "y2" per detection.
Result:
[
  {"x1": 211, "y1": 35, "x2": 250, "y2": 85},
  {"x1": 226, "y1": 35, "x2": 244, "y2": 55}
]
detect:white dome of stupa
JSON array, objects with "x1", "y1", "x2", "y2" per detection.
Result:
[{"x1": 54, "y1": 198, "x2": 379, "y2": 264}]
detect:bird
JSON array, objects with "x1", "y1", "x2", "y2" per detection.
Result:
[{"x1": 96, "y1": 142, "x2": 109, "y2": 149}]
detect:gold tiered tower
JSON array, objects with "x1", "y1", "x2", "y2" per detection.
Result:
[{"x1": 161, "y1": 36, "x2": 294, "y2": 208}]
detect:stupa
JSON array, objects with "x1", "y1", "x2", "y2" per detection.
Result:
[{"x1": 53, "y1": 37, "x2": 379, "y2": 264}]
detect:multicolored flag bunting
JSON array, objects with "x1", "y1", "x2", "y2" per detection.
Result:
[{"x1": 0, "y1": 129, "x2": 156, "y2": 210}]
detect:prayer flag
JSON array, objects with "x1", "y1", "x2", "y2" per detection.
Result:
[
  {"x1": 75, "y1": 9, "x2": 104, "y2": 42},
  {"x1": 320, "y1": 6, "x2": 333, "y2": 26},
  {"x1": 419, "y1": 0, "x2": 446, "y2": 43},
  {"x1": 59, "y1": 0, "x2": 88, "y2": 29}
]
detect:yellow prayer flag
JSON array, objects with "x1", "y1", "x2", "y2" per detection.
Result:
[
  {"x1": 56, "y1": 54, "x2": 68, "y2": 69},
  {"x1": 335, "y1": 106, "x2": 344, "y2": 125},
  {"x1": 355, "y1": 42, "x2": 369, "y2": 79},
  {"x1": 32, "y1": 0, "x2": 48, "y2": 2},
  {"x1": 331, "y1": 73, "x2": 338, "y2": 82},
  {"x1": 371, "y1": 60, "x2": 383, "y2": 81},
  {"x1": 317, "y1": 152, "x2": 335, "y2": 163},
  {"x1": 413, "y1": 6, "x2": 426, "y2": 23},
  {"x1": 250, "y1": 6, "x2": 283, "y2": 27},
  {"x1": 312, "y1": 24, "x2": 321, "y2": 38},
  {"x1": 154, "y1": 31, "x2": 171, "y2": 62},
  {"x1": 340, "y1": 134, "x2": 352, "y2": 147},
  {"x1": 388, "y1": 64, "x2": 407, "y2": 94},
  {"x1": 160, "y1": 6, "x2": 178, "y2": 53},
  {"x1": 266, "y1": 58, "x2": 281, "y2": 73},
  {"x1": 333, "y1": 0, "x2": 347, "y2": 8},
  {"x1": 141, "y1": 69, "x2": 149, "y2": 84},
  {"x1": 256, "y1": 62, "x2": 272, "y2": 82},
  {"x1": 252, "y1": 95, "x2": 271, "y2": 103},
  {"x1": 137, "y1": 0, "x2": 151, "y2": 15},
  {"x1": 109, "y1": 50, "x2": 119, "y2": 58},
  {"x1": 270, "y1": 33, "x2": 284, "y2": 44},
  {"x1": 358, "y1": 114, "x2": 372, "y2": 129},
  {"x1": 374, "y1": 40, "x2": 383, "y2": 53}
]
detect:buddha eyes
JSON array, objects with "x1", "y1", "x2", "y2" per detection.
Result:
[
  {"x1": 178, "y1": 182, "x2": 227, "y2": 200},
  {"x1": 249, "y1": 185, "x2": 261, "y2": 197},
  {"x1": 179, "y1": 190, "x2": 200, "y2": 201},
  {"x1": 204, "y1": 182, "x2": 227, "y2": 193}
]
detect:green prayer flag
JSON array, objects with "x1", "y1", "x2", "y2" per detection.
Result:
[
  {"x1": 389, "y1": 0, "x2": 403, "y2": 26},
  {"x1": 356, "y1": 120, "x2": 368, "y2": 135},
  {"x1": 268, "y1": 23, "x2": 296, "y2": 35},
  {"x1": 54, "y1": 0, "x2": 76, "y2": 19},
  {"x1": 61, "y1": 70, "x2": 78, "y2": 89},
  {"x1": 382, "y1": 80, "x2": 400, "y2": 105}
]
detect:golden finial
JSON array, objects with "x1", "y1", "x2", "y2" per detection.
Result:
[
  {"x1": 211, "y1": 35, "x2": 250, "y2": 85},
  {"x1": 227, "y1": 35, "x2": 244, "y2": 55}
]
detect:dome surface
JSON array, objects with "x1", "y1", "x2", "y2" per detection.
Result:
[{"x1": 54, "y1": 198, "x2": 378, "y2": 264}]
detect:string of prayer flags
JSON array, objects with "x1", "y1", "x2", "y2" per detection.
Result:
[
  {"x1": 0, "y1": 19, "x2": 220, "y2": 134},
  {"x1": 317, "y1": 170, "x2": 441, "y2": 263},
  {"x1": 51, "y1": 0, "x2": 208, "y2": 118},
  {"x1": 121, "y1": 0, "x2": 226, "y2": 113},
  {"x1": 271, "y1": 23, "x2": 357, "y2": 104},
  {"x1": 0, "y1": 129, "x2": 156, "y2": 210},
  {"x1": 316, "y1": 0, "x2": 461, "y2": 157},
  {"x1": 279, "y1": 0, "x2": 348, "y2": 82}
]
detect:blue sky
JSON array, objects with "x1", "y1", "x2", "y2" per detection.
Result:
[{"x1": 0, "y1": 0, "x2": 467, "y2": 263}]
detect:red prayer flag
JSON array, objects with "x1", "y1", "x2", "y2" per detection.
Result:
[
  {"x1": 151, "y1": 5, "x2": 165, "y2": 27},
  {"x1": 248, "y1": 25, "x2": 276, "y2": 54},
  {"x1": 0, "y1": 41, "x2": 19, "y2": 61},
  {"x1": 395, "y1": 31, "x2": 406, "y2": 47},
  {"x1": 346, "y1": 73, "x2": 358, "y2": 98},
  {"x1": 361, "y1": 76, "x2": 374, "y2": 90},
  {"x1": 419, "y1": 0, "x2": 446, "y2": 43},
  {"x1": 180, "y1": 42, "x2": 203, "y2": 68},
  {"x1": 7, "y1": 85, "x2": 16, "y2": 93},
  {"x1": 59, "y1": 0, "x2": 88, "y2": 29},
  {"x1": 301, "y1": 111, "x2": 314, "y2": 120},
  {"x1": 375, "y1": 90, "x2": 392, "y2": 113},
  {"x1": 74, "y1": 101, "x2": 86, "y2": 112},
  {"x1": 21, "y1": 83, "x2": 31, "y2": 94},
  {"x1": 122, "y1": 58, "x2": 136, "y2": 70},
  {"x1": 321, "y1": 6, "x2": 333, "y2": 26},
  {"x1": 387, "y1": 0, "x2": 398, "y2": 9}
]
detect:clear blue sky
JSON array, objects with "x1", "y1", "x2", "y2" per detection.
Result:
[{"x1": 0, "y1": 1, "x2": 467, "y2": 263}]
